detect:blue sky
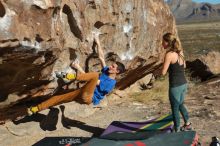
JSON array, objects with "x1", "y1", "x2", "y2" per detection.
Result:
[{"x1": 192, "y1": 0, "x2": 220, "y2": 4}]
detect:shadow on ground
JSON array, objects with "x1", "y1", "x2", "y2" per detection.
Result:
[
  {"x1": 12, "y1": 105, "x2": 104, "y2": 135},
  {"x1": 30, "y1": 105, "x2": 104, "y2": 146},
  {"x1": 60, "y1": 105, "x2": 105, "y2": 137},
  {"x1": 13, "y1": 107, "x2": 59, "y2": 131}
]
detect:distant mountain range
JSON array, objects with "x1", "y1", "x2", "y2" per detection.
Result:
[{"x1": 166, "y1": 0, "x2": 220, "y2": 22}]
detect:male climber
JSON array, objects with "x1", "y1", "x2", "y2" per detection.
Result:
[{"x1": 27, "y1": 35, "x2": 125, "y2": 115}]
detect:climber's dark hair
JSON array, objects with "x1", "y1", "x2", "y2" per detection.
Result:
[{"x1": 115, "y1": 61, "x2": 125, "y2": 74}]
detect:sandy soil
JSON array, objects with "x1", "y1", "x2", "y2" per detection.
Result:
[{"x1": 0, "y1": 77, "x2": 219, "y2": 146}]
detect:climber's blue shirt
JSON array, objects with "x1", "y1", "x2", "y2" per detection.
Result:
[{"x1": 93, "y1": 66, "x2": 116, "y2": 105}]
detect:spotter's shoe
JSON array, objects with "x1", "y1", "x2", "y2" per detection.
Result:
[{"x1": 180, "y1": 122, "x2": 193, "y2": 131}]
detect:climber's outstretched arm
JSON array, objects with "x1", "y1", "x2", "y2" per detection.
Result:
[{"x1": 94, "y1": 35, "x2": 106, "y2": 68}]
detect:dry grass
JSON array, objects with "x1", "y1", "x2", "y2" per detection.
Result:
[
  {"x1": 130, "y1": 76, "x2": 169, "y2": 104},
  {"x1": 177, "y1": 21, "x2": 220, "y2": 60}
]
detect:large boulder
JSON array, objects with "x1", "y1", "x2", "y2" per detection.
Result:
[
  {"x1": 201, "y1": 51, "x2": 220, "y2": 75},
  {"x1": 0, "y1": 0, "x2": 177, "y2": 115},
  {"x1": 186, "y1": 51, "x2": 220, "y2": 82}
]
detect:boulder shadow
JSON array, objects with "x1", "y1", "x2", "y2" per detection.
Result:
[
  {"x1": 13, "y1": 107, "x2": 59, "y2": 131},
  {"x1": 60, "y1": 105, "x2": 104, "y2": 137}
]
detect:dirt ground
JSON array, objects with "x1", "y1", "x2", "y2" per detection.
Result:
[{"x1": 0, "y1": 76, "x2": 219, "y2": 146}]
